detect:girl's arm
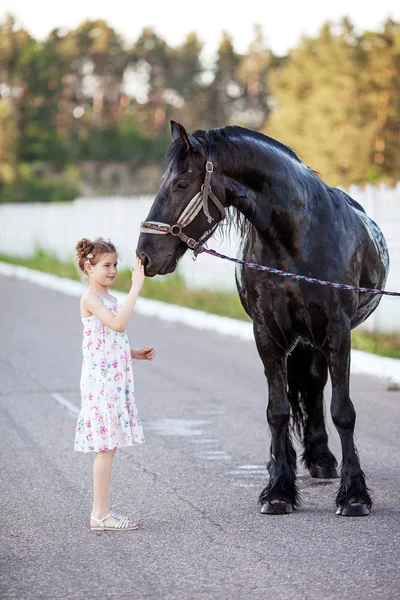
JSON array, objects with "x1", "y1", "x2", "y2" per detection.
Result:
[{"x1": 83, "y1": 258, "x2": 144, "y2": 333}]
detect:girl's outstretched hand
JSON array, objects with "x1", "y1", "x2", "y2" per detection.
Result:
[
  {"x1": 131, "y1": 347, "x2": 155, "y2": 361},
  {"x1": 131, "y1": 257, "x2": 145, "y2": 291}
]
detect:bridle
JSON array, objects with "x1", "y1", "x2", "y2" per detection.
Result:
[{"x1": 140, "y1": 160, "x2": 226, "y2": 253}]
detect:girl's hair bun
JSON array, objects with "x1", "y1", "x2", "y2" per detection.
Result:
[{"x1": 75, "y1": 238, "x2": 94, "y2": 259}]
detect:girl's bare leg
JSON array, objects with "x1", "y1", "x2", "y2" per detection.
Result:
[
  {"x1": 91, "y1": 448, "x2": 117, "y2": 521},
  {"x1": 89, "y1": 448, "x2": 137, "y2": 529}
]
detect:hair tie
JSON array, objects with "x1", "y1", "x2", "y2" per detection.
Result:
[{"x1": 87, "y1": 253, "x2": 93, "y2": 258}]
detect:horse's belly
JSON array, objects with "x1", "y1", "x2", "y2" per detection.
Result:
[
  {"x1": 350, "y1": 208, "x2": 389, "y2": 328},
  {"x1": 351, "y1": 295, "x2": 382, "y2": 329},
  {"x1": 355, "y1": 209, "x2": 390, "y2": 275}
]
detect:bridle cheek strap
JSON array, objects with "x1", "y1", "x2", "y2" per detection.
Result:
[
  {"x1": 140, "y1": 161, "x2": 225, "y2": 252},
  {"x1": 202, "y1": 161, "x2": 225, "y2": 223}
]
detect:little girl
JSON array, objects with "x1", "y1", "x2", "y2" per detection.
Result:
[{"x1": 74, "y1": 237, "x2": 154, "y2": 532}]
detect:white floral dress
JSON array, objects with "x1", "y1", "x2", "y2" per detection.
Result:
[{"x1": 74, "y1": 296, "x2": 145, "y2": 453}]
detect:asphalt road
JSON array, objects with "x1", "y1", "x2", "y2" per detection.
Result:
[{"x1": 1, "y1": 274, "x2": 400, "y2": 600}]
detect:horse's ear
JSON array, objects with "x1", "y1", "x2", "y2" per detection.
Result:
[{"x1": 170, "y1": 121, "x2": 197, "y2": 152}]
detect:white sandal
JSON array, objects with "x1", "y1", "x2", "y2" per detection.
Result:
[{"x1": 90, "y1": 513, "x2": 139, "y2": 532}]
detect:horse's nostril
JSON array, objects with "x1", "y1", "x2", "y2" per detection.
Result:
[{"x1": 137, "y1": 251, "x2": 150, "y2": 268}]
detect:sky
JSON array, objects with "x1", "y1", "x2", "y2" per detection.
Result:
[{"x1": 1, "y1": 0, "x2": 400, "y2": 60}]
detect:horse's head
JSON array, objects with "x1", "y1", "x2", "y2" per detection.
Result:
[{"x1": 136, "y1": 121, "x2": 226, "y2": 276}]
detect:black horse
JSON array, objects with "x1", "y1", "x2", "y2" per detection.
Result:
[{"x1": 137, "y1": 121, "x2": 389, "y2": 516}]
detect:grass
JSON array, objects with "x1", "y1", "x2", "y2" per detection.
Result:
[
  {"x1": 1, "y1": 250, "x2": 400, "y2": 359},
  {"x1": 351, "y1": 329, "x2": 400, "y2": 360}
]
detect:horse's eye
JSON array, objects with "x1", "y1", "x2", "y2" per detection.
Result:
[{"x1": 177, "y1": 182, "x2": 189, "y2": 189}]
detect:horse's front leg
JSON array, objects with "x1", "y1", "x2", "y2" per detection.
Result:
[
  {"x1": 326, "y1": 326, "x2": 372, "y2": 516},
  {"x1": 254, "y1": 329, "x2": 299, "y2": 514}
]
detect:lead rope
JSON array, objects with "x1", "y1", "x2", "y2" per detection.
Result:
[
  {"x1": 198, "y1": 247, "x2": 400, "y2": 297},
  {"x1": 140, "y1": 161, "x2": 397, "y2": 297}
]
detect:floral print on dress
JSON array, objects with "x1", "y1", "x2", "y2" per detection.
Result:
[{"x1": 74, "y1": 297, "x2": 145, "y2": 453}]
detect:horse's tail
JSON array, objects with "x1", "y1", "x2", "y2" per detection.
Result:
[
  {"x1": 287, "y1": 346, "x2": 306, "y2": 439},
  {"x1": 287, "y1": 340, "x2": 328, "y2": 440}
]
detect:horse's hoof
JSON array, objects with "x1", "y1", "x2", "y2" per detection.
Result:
[
  {"x1": 261, "y1": 501, "x2": 293, "y2": 515},
  {"x1": 309, "y1": 465, "x2": 339, "y2": 479},
  {"x1": 336, "y1": 503, "x2": 370, "y2": 517}
]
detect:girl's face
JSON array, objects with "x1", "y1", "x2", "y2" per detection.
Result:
[{"x1": 87, "y1": 252, "x2": 118, "y2": 286}]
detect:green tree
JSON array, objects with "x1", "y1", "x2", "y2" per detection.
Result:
[
  {"x1": 46, "y1": 19, "x2": 127, "y2": 146},
  {"x1": 2, "y1": 13, "x2": 400, "y2": 201},
  {"x1": 360, "y1": 19, "x2": 400, "y2": 182},
  {"x1": 131, "y1": 27, "x2": 169, "y2": 136},
  {"x1": 266, "y1": 19, "x2": 374, "y2": 186},
  {"x1": 235, "y1": 24, "x2": 272, "y2": 128},
  {"x1": 166, "y1": 32, "x2": 206, "y2": 130},
  {"x1": 0, "y1": 98, "x2": 18, "y2": 190},
  {"x1": 17, "y1": 39, "x2": 67, "y2": 162},
  {"x1": 207, "y1": 31, "x2": 242, "y2": 127},
  {"x1": 73, "y1": 20, "x2": 127, "y2": 127},
  {"x1": 0, "y1": 14, "x2": 31, "y2": 96},
  {"x1": 0, "y1": 13, "x2": 31, "y2": 159}
]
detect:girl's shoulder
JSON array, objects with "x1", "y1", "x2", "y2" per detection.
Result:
[
  {"x1": 81, "y1": 291, "x2": 118, "y2": 314},
  {"x1": 81, "y1": 290, "x2": 98, "y2": 308},
  {"x1": 80, "y1": 291, "x2": 95, "y2": 319},
  {"x1": 86, "y1": 291, "x2": 118, "y2": 305}
]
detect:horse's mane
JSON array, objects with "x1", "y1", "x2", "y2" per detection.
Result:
[
  {"x1": 165, "y1": 125, "x2": 301, "y2": 171},
  {"x1": 198, "y1": 126, "x2": 302, "y2": 163},
  {"x1": 164, "y1": 126, "x2": 315, "y2": 244},
  {"x1": 200, "y1": 127, "x2": 304, "y2": 243}
]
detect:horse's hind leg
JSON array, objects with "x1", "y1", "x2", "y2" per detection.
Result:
[
  {"x1": 287, "y1": 342, "x2": 338, "y2": 478},
  {"x1": 326, "y1": 326, "x2": 372, "y2": 516},
  {"x1": 254, "y1": 329, "x2": 299, "y2": 514}
]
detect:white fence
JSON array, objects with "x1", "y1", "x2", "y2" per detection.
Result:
[{"x1": 0, "y1": 183, "x2": 399, "y2": 332}]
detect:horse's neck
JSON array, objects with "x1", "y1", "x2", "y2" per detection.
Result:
[
  {"x1": 217, "y1": 138, "x2": 304, "y2": 200},
  {"x1": 218, "y1": 152, "x2": 301, "y2": 230},
  {"x1": 215, "y1": 141, "x2": 312, "y2": 252}
]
